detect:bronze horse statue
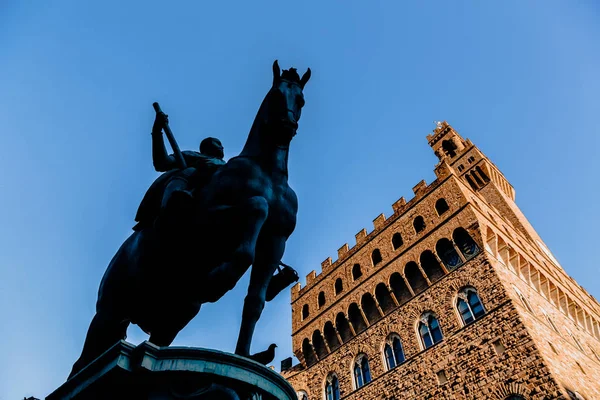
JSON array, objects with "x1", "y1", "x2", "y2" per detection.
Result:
[{"x1": 69, "y1": 60, "x2": 311, "y2": 378}]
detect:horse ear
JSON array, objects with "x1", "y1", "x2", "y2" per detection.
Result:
[
  {"x1": 300, "y1": 68, "x2": 311, "y2": 89},
  {"x1": 272, "y1": 60, "x2": 280, "y2": 85}
]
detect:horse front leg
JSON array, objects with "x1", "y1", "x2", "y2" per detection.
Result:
[
  {"x1": 235, "y1": 234, "x2": 286, "y2": 357},
  {"x1": 200, "y1": 196, "x2": 269, "y2": 303}
]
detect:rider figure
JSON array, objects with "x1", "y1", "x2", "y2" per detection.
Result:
[
  {"x1": 151, "y1": 111, "x2": 225, "y2": 211},
  {"x1": 140, "y1": 110, "x2": 298, "y2": 302}
]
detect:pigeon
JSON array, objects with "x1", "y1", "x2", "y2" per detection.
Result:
[{"x1": 249, "y1": 343, "x2": 277, "y2": 365}]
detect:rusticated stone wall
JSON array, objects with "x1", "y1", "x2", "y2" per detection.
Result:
[{"x1": 282, "y1": 123, "x2": 600, "y2": 400}]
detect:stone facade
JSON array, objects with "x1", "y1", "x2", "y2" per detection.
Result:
[{"x1": 281, "y1": 122, "x2": 600, "y2": 400}]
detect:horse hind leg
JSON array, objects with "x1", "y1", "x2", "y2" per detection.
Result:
[{"x1": 68, "y1": 311, "x2": 129, "y2": 379}]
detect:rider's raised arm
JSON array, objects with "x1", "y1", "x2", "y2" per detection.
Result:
[
  {"x1": 151, "y1": 130, "x2": 178, "y2": 172},
  {"x1": 151, "y1": 110, "x2": 179, "y2": 172}
]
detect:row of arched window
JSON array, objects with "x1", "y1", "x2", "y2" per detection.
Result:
[
  {"x1": 301, "y1": 227, "x2": 480, "y2": 321},
  {"x1": 302, "y1": 287, "x2": 486, "y2": 369},
  {"x1": 299, "y1": 288, "x2": 487, "y2": 399},
  {"x1": 301, "y1": 197, "x2": 458, "y2": 320}
]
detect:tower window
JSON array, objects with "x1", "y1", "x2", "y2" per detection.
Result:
[
  {"x1": 302, "y1": 304, "x2": 309, "y2": 320},
  {"x1": 465, "y1": 173, "x2": 478, "y2": 190},
  {"x1": 442, "y1": 139, "x2": 457, "y2": 158},
  {"x1": 392, "y1": 232, "x2": 404, "y2": 250},
  {"x1": 352, "y1": 263, "x2": 362, "y2": 280},
  {"x1": 371, "y1": 249, "x2": 383, "y2": 266},
  {"x1": 384, "y1": 334, "x2": 405, "y2": 370},
  {"x1": 334, "y1": 278, "x2": 343, "y2": 295},
  {"x1": 435, "y1": 198, "x2": 450, "y2": 215},
  {"x1": 318, "y1": 291, "x2": 326, "y2": 308},
  {"x1": 413, "y1": 216, "x2": 426, "y2": 233},
  {"x1": 456, "y1": 288, "x2": 486, "y2": 325},
  {"x1": 467, "y1": 156, "x2": 475, "y2": 163},
  {"x1": 476, "y1": 166, "x2": 490, "y2": 182},
  {"x1": 457, "y1": 164, "x2": 465, "y2": 172},
  {"x1": 325, "y1": 373, "x2": 340, "y2": 400},
  {"x1": 353, "y1": 354, "x2": 372, "y2": 389},
  {"x1": 419, "y1": 312, "x2": 443, "y2": 349},
  {"x1": 472, "y1": 171, "x2": 485, "y2": 186}
]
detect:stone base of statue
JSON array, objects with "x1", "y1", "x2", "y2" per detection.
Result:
[{"x1": 47, "y1": 341, "x2": 297, "y2": 400}]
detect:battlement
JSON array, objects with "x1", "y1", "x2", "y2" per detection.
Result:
[
  {"x1": 291, "y1": 175, "x2": 449, "y2": 302},
  {"x1": 426, "y1": 120, "x2": 452, "y2": 145}
]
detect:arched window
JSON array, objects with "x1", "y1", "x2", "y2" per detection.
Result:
[
  {"x1": 335, "y1": 312, "x2": 353, "y2": 343},
  {"x1": 420, "y1": 250, "x2": 445, "y2": 283},
  {"x1": 352, "y1": 263, "x2": 362, "y2": 280},
  {"x1": 296, "y1": 390, "x2": 308, "y2": 400},
  {"x1": 318, "y1": 291, "x2": 326, "y2": 308},
  {"x1": 476, "y1": 166, "x2": 490, "y2": 182},
  {"x1": 472, "y1": 171, "x2": 484, "y2": 186},
  {"x1": 442, "y1": 139, "x2": 457, "y2": 157},
  {"x1": 452, "y1": 228, "x2": 480, "y2": 259},
  {"x1": 419, "y1": 312, "x2": 443, "y2": 349},
  {"x1": 413, "y1": 216, "x2": 426, "y2": 233},
  {"x1": 361, "y1": 293, "x2": 382, "y2": 324},
  {"x1": 435, "y1": 198, "x2": 450, "y2": 215},
  {"x1": 384, "y1": 334, "x2": 405, "y2": 370},
  {"x1": 349, "y1": 303, "x2": 368, "y2": 333},
  {"x1": 392, "y1": 232, "x2": 404, "y2": 250},
  {"x1": 375, "y1": 283, "x2": 395, "y2": 313},
  {"x1": 353, "y1": 354, "x2": 372, "y2": 389},
  {"x1": 325, "y1": 373, "x2": 340, "y2": 400},
  {"x1": 312, "y1": 330, "x2": 328, "y2": 359},
  {"x1": 302, "y1": 338, "x2": 317, "y2": 366},
  {"x1": 334, "y1": 278, "x2": 343, "y2": 295},
  {"x1": 302, "y1": 304, "x2": 309, "y2": 320},
  {"x1": 436, "y1": 238, "x2": 462, "y2": 269},
  {"x1": 371, "y1": 249, "x2": 382, "y2": 266},
  {"x1": 566, "y1": 389, "x2": 586, "y2": 400},
  {"x1": 456, "y1": 288, "x2": 486, "y2": 325},
  {"x1": 297, "y1": 390, "x2": 308, "y2": 400},
  {"x1": 465, "y1": 173, "x2": 478, "y2": 190},
  {"x1": 324, "y1": 321, "x2": 341, "y2": 351},
  {"x1": 390, "y1": 272, "x2": 411, "y2": 304},
  {"x1": 405, "y1": 261, "x2": 428, "y2": 295}
]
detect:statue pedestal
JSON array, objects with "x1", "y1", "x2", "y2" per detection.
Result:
[{"x1": 47, "y1": 341, "x2": 297, "y2": 400}]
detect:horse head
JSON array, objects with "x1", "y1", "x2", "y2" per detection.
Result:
[
  {"x1": 241, "y1": 61, "x2": 311, "y2": 156},
  {"x1": 269, "y1": 60, "x2": 311, "y2": 144}
]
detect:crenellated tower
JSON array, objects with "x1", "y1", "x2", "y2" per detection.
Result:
[{"x1": 281, "y1": 122, "x2": 600, "y2": 400}]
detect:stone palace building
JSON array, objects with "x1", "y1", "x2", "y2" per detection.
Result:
[{"x1": 280, "y1": 122, "x2": 600, "y2": 400}]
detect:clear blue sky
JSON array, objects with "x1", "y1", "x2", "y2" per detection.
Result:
[{"x1": 1, "y1": 1, "x2": 598, "y2": 398}]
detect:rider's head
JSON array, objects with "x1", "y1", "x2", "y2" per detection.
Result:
[{"x1": 200, "y1": 137, "x2": 224, "y2": 160}]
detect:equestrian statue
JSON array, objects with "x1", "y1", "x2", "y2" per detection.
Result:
[{"x1": 69, "y1": 60, "x2": 310, "y2": 379}]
